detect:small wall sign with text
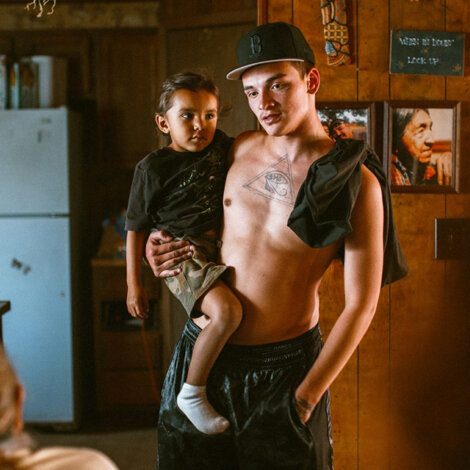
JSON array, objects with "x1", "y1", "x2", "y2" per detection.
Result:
[{"x1": 390, "y1": 30, "x2": 465, "y2": 76}]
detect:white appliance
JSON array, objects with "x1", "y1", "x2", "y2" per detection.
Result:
[{"x1": 0, "y1": 107, "x2": 85, "y2": 426}]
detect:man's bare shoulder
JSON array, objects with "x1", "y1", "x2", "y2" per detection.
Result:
[
  {"x1": 231, "y1": 130, "x2": 269, "y2": 161},
  {"x1": 360, "y1": 164, "x2": 382, "y2": 203},
  {"x1": 347, "y1": 164, "x2": 383, "y2": 245}
]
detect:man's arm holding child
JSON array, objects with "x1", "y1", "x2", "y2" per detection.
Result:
[
  {"x1": 145, "y1": 230, "x2": 193, "y2": 278},
  {"x1": 295, "y1": 165, "x2": 384, "y2": 422}
]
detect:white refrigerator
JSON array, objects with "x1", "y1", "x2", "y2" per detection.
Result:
[{"x1": 0, "y1": 107, "x2": 85, "y2": 426}]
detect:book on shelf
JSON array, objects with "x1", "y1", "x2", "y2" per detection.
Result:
[{"x1": 0, "y1": 55, "x2": 7, "y2": 109}]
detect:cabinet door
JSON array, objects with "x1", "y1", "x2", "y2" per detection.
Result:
[
  {"x1": 96, "y1": 33, "x2": 159, "y2": 168},
  {"x1": 15, "y1": 33, "x2": 92, "y2": 97}
]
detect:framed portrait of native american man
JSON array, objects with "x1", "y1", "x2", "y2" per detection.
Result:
[
  {"x1": 384, "y1": 101, "x2": 460, "y2": 193},
  {"x1": 317, "y1": 102, "x2": 376, "y2": 149}
]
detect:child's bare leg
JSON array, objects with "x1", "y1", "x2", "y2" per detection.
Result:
[
  {"x1": 187, "y1": 281, "x2": 242, "y2": 385},
  {"x1": 177, "y1": 280, "x2": 242, "y2": 434}
]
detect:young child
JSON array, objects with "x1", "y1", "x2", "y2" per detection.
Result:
[{"x1": 125, "y1": 72, "x2": 242, "y2": 435}]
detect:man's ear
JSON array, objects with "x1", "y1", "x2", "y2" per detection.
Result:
[
  {"x1": 306, "y1": 67, "x2": 320, "y2": 95},
  {"x1": 155, "y1": 114, "x2": 170, "y2": 134}
]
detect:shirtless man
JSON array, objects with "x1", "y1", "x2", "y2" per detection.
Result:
[{"x1": 146, "y1": 22, "x2": 406, "y2": 469}]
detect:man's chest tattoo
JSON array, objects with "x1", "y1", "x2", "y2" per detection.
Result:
[{"x1": 242, "y1": 155, "x2": 295, "y2": 207}]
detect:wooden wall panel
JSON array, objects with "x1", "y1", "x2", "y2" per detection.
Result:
[
  {"x1": 357, "y1": 0, "x2": 389, "y2": 101},
  {"x1": 434, "y1": 199, "x2": 470, "y2": 467},
  {"x1": 163, "y1": 0, "x2": 256, "y2": 18},
  {"x1": 267, "y1": 0, "x2": 292, "y2": 23},
  {"x1": 444, "y1": 3, "x2": 470, "y2": 468},
  {"x1": 389, "y1": 195, "x2": 446, "y2": 470},
  {"x1": 389, "y1": 1, "x2": 447, "y2": 469},
  {"x1": 213, "y1": 0, "x2": 256, "y2": 13},
  {"x1": 447, "y1": 1, "x2": 470, "y2": 193},
  {"x1": 357, "y1": 1, "x2": 391, "y2": 468},
  {"x1": 0, "y1": 34, "x2": 12, "y2": 55},
  {"x1": 96, "y1": 33, "x2": 159, "y2": 168}
]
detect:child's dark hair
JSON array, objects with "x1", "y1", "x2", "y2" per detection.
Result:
[{"x1": 156, "y1": 71, "x2": 220, "y2": 116}]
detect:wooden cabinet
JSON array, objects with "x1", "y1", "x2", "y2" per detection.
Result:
[
  {"x1": 91, "y1": 259, "x2": 162, "y2": 412},
  {"x1": 0, "y1": 35, "x2": 13, "y2": 56}
]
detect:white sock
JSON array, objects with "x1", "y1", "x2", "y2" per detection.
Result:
[{"x1": 177, "y1": 383, "x2": 229, "y2": 435}]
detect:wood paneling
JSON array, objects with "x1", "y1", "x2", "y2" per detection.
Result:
[
  {"x1": 357, "y1": 2, "x2": 391, "y2": 469},
  {"x1": 357, "y1": 0, "x2": 389, "y2": 101},
  {"x1": 389, "y1": 1, "x2": 447, "y2": 469},
  {"x1": 0, "y1": 34, "x2": 12, "y2": 55},
  {"x1": 264, "y1": 0, "x2": 470, "y2": 468},
  {"x1": 390, "y1": 194, "x2": 447, "y2": 470},
  {"x1": 96, "y1": 32, "x2": 159, "y2": 168},
  {"x1": 444, "y1": 3, "x2": 470, "y2": 468},
  {"x1": 267, "y1": 0, "x2": 292, "y2": 23},
  {"x1": 163, "y1": 0, "x2": 256, "y2": 18}
]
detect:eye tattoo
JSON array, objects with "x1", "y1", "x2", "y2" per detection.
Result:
[
  {"x1": 264, "y1": 171, "x2": 290, "y2": 197},
  {"x1": 242, "y1": 155, "x2": 294, "y2": 207}
]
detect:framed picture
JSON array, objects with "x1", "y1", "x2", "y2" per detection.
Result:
[
  {"x1": 384, "y1": 101, "x2": 460, "y2": 193},
  {"x1": 317, "y1": 101, "x2": 376, "y2": 148}
]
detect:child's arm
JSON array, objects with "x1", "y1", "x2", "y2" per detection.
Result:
[{"x1": 126, "y1": 230, "x2": 149, "y2": 318}]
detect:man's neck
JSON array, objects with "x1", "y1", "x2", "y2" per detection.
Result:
[
  {"x1": 272, "y1": 133, "x2": 334, "y2": 164},
  {"x1": 272, "y1": 110, "x2": 333, "y2": 163}
]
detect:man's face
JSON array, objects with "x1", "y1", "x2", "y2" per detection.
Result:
[
  {"x1": 401, "y1": 110, "x2": 434, "y2": 164},
  {"x1": 241, "y1": 61, "x2": 312, "y2": 136},
  {"x1": 332, "y1": 122, "x2": 354, "y2": 140}
]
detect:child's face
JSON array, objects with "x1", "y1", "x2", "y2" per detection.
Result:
[{"x1": 157, "y1": 89, "x2": 218, "y2": 153}]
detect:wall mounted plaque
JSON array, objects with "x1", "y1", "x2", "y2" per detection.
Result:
[{"x1": 390, "y1": 30, "x2": 465, "y2": 76}]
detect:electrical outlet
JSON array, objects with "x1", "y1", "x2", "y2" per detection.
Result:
[{"x1": 434, "y1": 218, "x2": 470, "y2": 260}]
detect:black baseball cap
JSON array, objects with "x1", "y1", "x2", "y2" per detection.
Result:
[{"x1": 226, "y1": 22, "x2": 315, "y2": 80}]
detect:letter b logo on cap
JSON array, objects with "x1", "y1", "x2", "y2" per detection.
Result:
[{"x1": 249, "y1": 34, "x2": 262, "y2": 57}]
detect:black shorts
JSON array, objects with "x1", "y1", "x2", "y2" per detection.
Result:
[{"x1": 157, "y1": 320, "x2": 333, "y2": 470}]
